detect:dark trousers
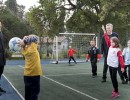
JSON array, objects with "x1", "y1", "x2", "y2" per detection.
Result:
[
  {"x1": 123, "y1": 65, "x2": 130, "y2": 81},
  {"x1": 24, "y1": 76, "x2": 40, "y2": 100},
  {"x1": 109, "y1": 66, "x2": 118, "y2": 92},
  {"x1": 102, "y1": 56, "x2": 108, "y2": 79},
  {"x1": 0, "y1": 66, "x2": 4, "y2": 79},
  {"x1": 102, "y1": 57, "x2": 124, "y2": 81},
  {"x1": 91, "y1": 59, "x2": 97, "y2": 76},
  {"x1": 69, "y1": 56, "x2": 77, "y2": 64}
]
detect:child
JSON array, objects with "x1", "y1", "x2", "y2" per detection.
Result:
[
  {"x1": 86, "y1": 40, "x2": 100, "y2": 78},
  {"x1": 122, "y1": 40, "x2": 130, "y2": 84},
  {"x1": 19, "y1": 34, "x2": 42, "y2": 100},
  {"x1": 107, "y1": 37, "x2": 124, "y2": 98},
  {"x1": 68, "y1": 46, "x2": 77, "y2": 64}
]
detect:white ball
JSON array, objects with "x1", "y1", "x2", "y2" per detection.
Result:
[{"x1": 9, "y1": 37, "x2": 22, "y2": 52}]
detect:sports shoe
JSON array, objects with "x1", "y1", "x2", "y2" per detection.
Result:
[
  {"x1": 111, "y1": 89, "x2": 115, "y2": 94},
  {"x1": 92, "y1": 75, "x2": 97, "y2": 78},
  {"x1": 101, "y1": 79, "x2": 106, "y2": 83},
  {"x1": 112, "y1": 92, "x2": 120, "y2": 98},
  {"x1": 126, "y1": 78, "x2": 128, "y2": 84},
  {"x1": 0, "y1": 87, "x2": 6, "y2": 93},
  {"x1": 122, "y1": 79, "x2": 127, "y2": 84}
]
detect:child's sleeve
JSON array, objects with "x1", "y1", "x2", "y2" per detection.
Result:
[
  {"x1": 97, "y1": 49, "x2": 100, "y2": 59},
  {"x1": 86, "y1": 50, "x2": 90, "y2": 59},
  {"x1": 73, "y1": 49, "x2": 76, "y2": 53},
  {"x1": 104, "y1": 33, "x2": 110, "y2": 47},
  {"x1": 117, "y1": 51, "x2": 124, "y2": 68}
]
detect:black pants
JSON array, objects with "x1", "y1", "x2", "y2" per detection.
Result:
[
  {"x1": 102, "y1": 57, "x2": 124, "y2": 81},
  {"x1": 24, "y1": 76, "x2": 40, "y2": 100},
  {"x1": 0, "y1": 66, "x2": 4, "y2": 79},
  {"x1": 91, "y1": 59, "x2": 97, "y2": 76},
  {"x1": 69, "y1": 56, "x2": 77, "y2": 64},
  {"x1": 102, "y1": 56, "x2": 108, "y2": 79},
  {"x1": 109, "y1": 66, "x2": 118, "y2": 92},
  {"x1": 123, "y1": 65, "x2": 130, "y2": 81}
]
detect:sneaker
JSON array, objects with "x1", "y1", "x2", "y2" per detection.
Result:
[
  {"x1": 122, "y1": 80, "x2": 127, "y2": 84},
  {"x1": 111, "y1": 89, "x2": 115, "y2": 94},
  {"x1": 0, "y1": 87, "x2": 6, "y2": 93},
  {"x1": 112, "y1": 92, "x2": 120, "y2": 98},
  {"x1": 92, "y1": 75, "x2": 97, "y2": 78},
  {"x1": 101, "y1": 79, "x2": 106, "y2": 83},
  {"x1": 125, "y1": 78, "x2": 128, "y2": 84}
]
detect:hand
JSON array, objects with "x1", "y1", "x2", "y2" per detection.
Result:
[
  {"x1": 23, "y1": 36, "x2": 29, "y2": 40},
  {"x1": 97, "y1": 59, "x2": 100, "y2": 62},
  {"x1": 101, "y1": 25, "x2": 106, "y2": 33},
  {"x1": 121, "y1": 68, "x2": 124, "y2": 73},
  {"x1": 86, "y1": 59, "x2": 88, "y2": 62},
  {"x1": 101, "y1": 54, "x2": 103, "y2": 58}
]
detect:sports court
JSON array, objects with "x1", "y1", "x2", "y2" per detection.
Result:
[{"x1": 2, "y1": 61, "x2": 130, "y2": 100}]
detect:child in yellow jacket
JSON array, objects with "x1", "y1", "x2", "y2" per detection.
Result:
[{"x1": 19, "y1": 34, "x2": 42, "y2": 100}]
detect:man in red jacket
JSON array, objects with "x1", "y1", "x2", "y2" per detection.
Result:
[{"x1": 68, "y1": 46, "x2": 77, "y2": 64}]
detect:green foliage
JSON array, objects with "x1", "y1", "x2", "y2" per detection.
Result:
[
  {"x1": 5, "y1": 0, "x2": 18, "y2": 14},
  {"x1": 0, "y1": 9, "x2": 30, "y2": 48},
  {"x1": 5, "y1": 49, "x2": 13, "y2": 59}
]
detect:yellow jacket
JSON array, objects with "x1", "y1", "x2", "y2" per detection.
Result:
[{"x1": 22, "y1": 42, "x2": 42, "y2": 76}]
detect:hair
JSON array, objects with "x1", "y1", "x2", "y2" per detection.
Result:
[
  {"x1": 90, "y1": 40, "x2": 95, "y2": 42},
  {"x1": 23, "y1": 34, "x2": 39, "y2": 45},
  {"x1": 106, "y1": 23, "x2": 113, "y2": 29},
  {"x1": 110, "y1": 37, "x2": 120, "y2": 47}
]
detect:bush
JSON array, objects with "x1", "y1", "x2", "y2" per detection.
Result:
[{"x1": 5, "y1": 49, "x2": 13, "y2": 59}]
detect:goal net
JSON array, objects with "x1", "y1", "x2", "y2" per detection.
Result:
[{"x1": 50, "y1": 33, "x2": 98, "y2": 64}]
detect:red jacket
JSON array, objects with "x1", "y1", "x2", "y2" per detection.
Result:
[{"x1": 68, "y1": 48, "x2": 76, "y2": 57}]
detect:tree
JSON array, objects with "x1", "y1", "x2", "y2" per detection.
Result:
[
  {"x1": 5, "y1": 0, "x2": 18, "y2": 14},
  {"x1": 26, "y1": 0, "x2": 66, "y2": 58},
  {"x1": 0, "y1": 8, "x2": 30, "y2": 48}
]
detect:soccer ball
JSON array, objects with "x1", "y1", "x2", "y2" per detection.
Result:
[{"x1": 9, "y1": 37, "x2": 22, "y2": 52}]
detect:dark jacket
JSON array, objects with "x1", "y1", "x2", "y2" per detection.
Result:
[
  {"x1": 0, "y1": 32, "x2": 6, "y2": 66},
  {"x1": 101, "y1": 32, "x2": 118, "y2": 57},
  {"x1": 87, "y1": 46, "x2": 100, "y2": 62}
]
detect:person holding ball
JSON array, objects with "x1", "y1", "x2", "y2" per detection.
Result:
[{"x1": 19, "y1": 34, "x2": 42, "y2": 100}]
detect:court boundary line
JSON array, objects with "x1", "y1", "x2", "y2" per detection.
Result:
[
  {"x1": 18, "y1": 65, "x2": 99, "y2": 100},
  {"x1": 45, "y1": 72, "x2": 102, "y2": 77},
  {"x1": 3, "y1": 74, "x2": 25, "y2": 100},
  {"x1": 42, "y1": 75, "x2": 98, "y2": 100}
]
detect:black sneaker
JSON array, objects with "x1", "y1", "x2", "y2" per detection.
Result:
[
  {"x1": 101, "y1": 79, "x2": 106, "y2": 83},
  {"x1": 122, "y1": 80, "x2": 127, "y2": 84},
  {"x1": 0, "y1": 87, "x2": 6, "y2": 93},
  {"x1": 92, "y1": 75, "x2": 97, "y2": 78},
  {"x1": 126, "y1": 78, "x2": 128, "y2": 84}
]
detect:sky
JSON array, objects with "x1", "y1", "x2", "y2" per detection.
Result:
[{"x1": 3, "y1": 0, "x2": 39, "y2": 11}]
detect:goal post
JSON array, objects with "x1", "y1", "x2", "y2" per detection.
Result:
[{"x1": 50, "y1": 33, "x2": 98, "y2": 64}]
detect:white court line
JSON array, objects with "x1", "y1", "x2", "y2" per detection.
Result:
[
  {"x1": 3, "y1": 74, "x2": 25, "y2": 100},
  {"x1": 17, "y1": 65, "x2": 102, "y2": 77},
  {"x1": 45, "y1": 72, "x2": 102, "y2": 77},
  {"x1": 42, "y1": 75, "x2": 99, "y2": 100},
  {"x1": 18, "y1": 65, "x2": 99, "y2": 100}
]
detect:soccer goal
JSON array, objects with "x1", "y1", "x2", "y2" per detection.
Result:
[{"x1": 50, "y1": 33, "x2": 98, "y2": 64}]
